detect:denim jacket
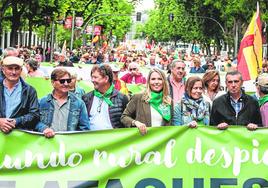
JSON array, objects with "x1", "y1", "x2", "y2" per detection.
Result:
[{"x1": 35, "y1": 92, "x2": 90, "y2": 132}]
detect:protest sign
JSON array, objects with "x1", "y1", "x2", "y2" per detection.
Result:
[{"x1": 1, "y1": 126, "x2": 268, "y2": 188}]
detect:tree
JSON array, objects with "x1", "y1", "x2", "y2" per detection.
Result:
[{"x1": 0, "y1": 0, "x2": 135, "y2": 48}]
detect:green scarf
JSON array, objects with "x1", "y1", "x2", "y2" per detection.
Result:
[
  {"x1": 149, "y1": 91, "x2": 171, "y2": 121},
  {"x1": 93, "y1": 84, "x2": 114, "y2": 106},
  {"x1": 259, "y1": 94, "x2": 268, "y2": 107}
]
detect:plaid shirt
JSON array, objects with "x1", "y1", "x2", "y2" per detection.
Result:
[{"x1": 230, "y1": 96, "x2": 243, "y2": 116}]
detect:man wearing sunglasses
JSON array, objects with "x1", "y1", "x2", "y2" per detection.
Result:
[
  {"x1": 36, "y1": 68, "x2": 89, "y2": 138},
  {"x1": 0, "y1": 56, "x2": 39, "y2": 133},
  {"x1": 210, "y1": 71, "x2": 262, "y2": 130},
  {"x1": 120, "y1": 62, "x2": 146, "y2": 84}
]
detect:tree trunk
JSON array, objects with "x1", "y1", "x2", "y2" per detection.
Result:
[
  {"x1": 28, "y1": 18, "x2": 33, "y2": 48},
  {"x1": 10, "y1": 2, "x2": 20, "y2": 47},
  {"x1": 215, "y1": 36, "x2": 221, "y2": 55}
]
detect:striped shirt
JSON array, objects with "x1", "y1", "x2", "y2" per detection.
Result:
[{"x1": 230, "y1": 96, "x2": 243, "y2": 116}]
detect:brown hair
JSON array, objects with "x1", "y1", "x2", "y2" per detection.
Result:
[
  {"x1": 91, "y1": 63, "x2": 113, "y2": 84},
  {"x1": 202, "y1": 70, "x2": 221, "y2": 91},
  {"x1": 51, "y1": 68, "x2": 71, "y2": 80},
  {"x1": 185, "y1": 76, "x2": 204, "y2": 96}
]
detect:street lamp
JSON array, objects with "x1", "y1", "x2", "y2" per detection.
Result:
[
  {"x1": 136, "y1": 12, "x2": 142, "y2": 22},
  {"x1": 169, "y1": 13, "x2": 225, "y2": 34},
  {"x1": 169, "y1": 13, "x2": 174, "y2": 21}
]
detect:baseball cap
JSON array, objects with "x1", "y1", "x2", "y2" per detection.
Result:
[
  {"x1": 257, "y1": 73, "x2": 268, "y2": 88},
  {"x1": 2, "y1": 56, "x2": 23, "y2": 67}
]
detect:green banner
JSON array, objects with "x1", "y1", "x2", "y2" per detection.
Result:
[{"x1": 1, "y1": 126, "x2": 268, "y2": 188}]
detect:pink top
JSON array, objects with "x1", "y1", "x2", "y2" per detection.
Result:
[
  {"x1": 170, "y1": 75, "x2": 185, "y2": 104},
  {"x1": 260, "y1": 102, "x2": 268, "y2": 127},
  {"x1": 120, "y1": 73, "x2": 146, "y2": 84}
]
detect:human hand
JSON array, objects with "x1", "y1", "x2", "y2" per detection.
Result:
[
  {"x1": 0, "y1": 118, "x2": 16, "y2": 133},
  {"x1": 134, "y1": 121, "x2": 147, "y2": 135},
  {"x1": 43, "y1": 128, "x2": 55, "y2": 138},
  {"x1": 217, "y1": 122, "x2": 229, "y2": 130},
  {"x1": 247, "y1": 123, "x2": 258, "y2": 131},
  {"x1": 188, "y1": 121, "x2": 197, "y2": 128}
]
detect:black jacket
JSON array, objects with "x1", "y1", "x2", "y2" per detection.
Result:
[
  {"x1": 82, "y1": 89, "x2": 129, "y2": 128},
  {"x1": 0, "y1": 78, "x2": 40, "y2": 130},
  {"x1": 210, "y1": 92, "x2": 262, "y2": 126}
]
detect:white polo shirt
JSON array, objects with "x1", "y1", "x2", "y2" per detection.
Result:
[{"x1": 89, "y1": 96, "x2": 113, "y2": 131}]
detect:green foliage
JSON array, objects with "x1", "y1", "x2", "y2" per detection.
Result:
[
  {"x1": 141, "y1": 0, "x2": 268, "y2": 55},
  {"x1": 0, "y1": 0, "x2": 134, "y2": 47}
]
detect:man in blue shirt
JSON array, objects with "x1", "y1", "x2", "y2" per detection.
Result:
[{"x1": 0, "y1": 56, "x2": 39, "y2": 133}]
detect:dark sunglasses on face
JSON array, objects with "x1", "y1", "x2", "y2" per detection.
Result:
[
  {"x1": 129, "y1": 68, "x2": 137, "y2": 71},
  {"x1": 57, "y1": 79, "x2": 72, "y2": 84}
]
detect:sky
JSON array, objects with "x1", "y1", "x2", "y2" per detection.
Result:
[{"x1": 136, "y1": 0, "x2": 155, "y2": 11}]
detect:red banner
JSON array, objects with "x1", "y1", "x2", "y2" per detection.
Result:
[{"x1": 64, "y1": 16, "x2": 72, "y2": 29}]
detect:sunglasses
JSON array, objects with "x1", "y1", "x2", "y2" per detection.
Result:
[
  {"x1": 57, "y1": 79, "x2": 72, "y2": 84},
  {"x1": 129, "y1": 68, "x2": 137, "y2": 71}
]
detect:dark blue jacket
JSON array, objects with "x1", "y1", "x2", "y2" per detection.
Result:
[{"x1": 0, "y1": 78, "x2": 40, "y2": 130}]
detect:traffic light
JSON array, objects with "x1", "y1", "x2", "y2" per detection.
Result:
[
  {"x1": 136, "y1": 12, "x2": 141, "y2": 22},
  {"x1": 169, "y1": 13, "x2": 174, "y2": 21}
]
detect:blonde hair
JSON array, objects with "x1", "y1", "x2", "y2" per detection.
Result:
[{"x1": 143, "y1": 68, "x2": 171, "y2": 105}]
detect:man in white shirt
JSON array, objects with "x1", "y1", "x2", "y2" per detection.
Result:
[{"x1": 82, "y1": 64, "x2": 128, "y2": 130}]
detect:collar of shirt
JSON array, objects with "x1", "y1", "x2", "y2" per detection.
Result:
[
  {"x1": 3, "y1": 79, "x2": 21, "y2": 91},
  {"x1": 170, "y1": 75, "x2": 183, "y2": 88},
  {"x1": 230, "y1": 93, "x2": 242, "y2": 103}
]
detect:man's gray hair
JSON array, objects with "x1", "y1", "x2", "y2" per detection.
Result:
[
  {"x1": 170, "y1": 59, "x2": 185, "y2": 69},
  {"x1": 225, "y1": 70, "x2": 243, "y2": 81},
  {"x1": 2, "y1": 47, "x2": 18, "y2": 58}
]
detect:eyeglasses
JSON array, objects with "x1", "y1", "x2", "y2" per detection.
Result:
[
  {"x1": 129, "y1": 68, "x2": 137, "y2": 71},
  {"x1": 227, "y1": 80, "x2": 240, "y2": 84},
  {"x1": 57, "y1": 79, "x2": 72, "y2": 84},
  {"x1": 97, "y1": 99, "x2": 103, "y2": 113}
]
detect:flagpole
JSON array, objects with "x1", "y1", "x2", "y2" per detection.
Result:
[{"x1": 253, "y1": 1, "x2": 261, "y2": 73}]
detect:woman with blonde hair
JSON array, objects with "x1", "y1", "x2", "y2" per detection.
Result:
[
  {"x1": 121, "y1": 68, "x2": 172, "y2": 135},
  {"x1": 173, "y1": 76, "x2": 210, "y2": 127},
  {"x1": 202, "y1": 70, "x2": 225, "y2": 106}
]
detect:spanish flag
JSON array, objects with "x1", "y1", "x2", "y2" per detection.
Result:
[
  {"x1": 237, "y1": 2, "x2": 262, "y2": 81},
  {"x1": 92, "y1": 36, "x2": 99, "y2": 43}
]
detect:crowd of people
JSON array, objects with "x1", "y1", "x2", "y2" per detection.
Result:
[{"x1": 0, "y1": 45, "x2": 267, "y2": 137}]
